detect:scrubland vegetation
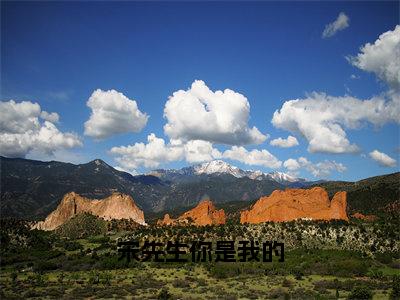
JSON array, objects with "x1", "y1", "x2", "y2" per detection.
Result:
[{"x1": 1, "y1": 215, "x2": 399, "y2": 299}]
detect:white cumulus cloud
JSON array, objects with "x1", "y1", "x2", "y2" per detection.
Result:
[
  {"x1": 223, "y1": 146, "x2": 282, "y2": 169},
  {"x1": 270, "y1": 135, "x2": 299, "y2": 148},
  {"x1": 369, "y1": 150, "x2": 397, "y2": 167},
  {"x1": 322, "y1": 12, "x2": 349, "y2": 38},
  {"x1": 163, "y1": 80, "x2": 267, "y2": 145},
  {"x1": 272, "y1": 92, "x2": 399, "y2": 154},
  {"x1": 348, "y1": 25, "x2": 400, "y2": 89},
  {"x1": 184, "y1": 139, "x2": 222, "y2": 163},
  {"x1": 0, "y1": 100, "x2": 82, "y2": 158},
  {"x1": 0, "y1": 100, "x2": 41, "y2": 134},
  {"x1": 110, "y1": 133, "x2": 184, "y2": 170},
  {"x1": 110, "y1": 134, "x2": 282, "y2": 171},
  {"x1": 40, "y1": 111, "x2": 60, "y2": 123},
  {"x1": 109, "y1": 133, "x2": 224, "y2": 172},
  {"x1": 284, "y1": 157, "x2": 346, "y2": 178},
  {"x1": 283, "y1": 158, "x2": 300, "y2": 171},
  {"x1": 274, "y1": 26, "x2": 400, "y2": 155},
  {"x1": 84, "y1": 89, "x2": 148, "y2": 139}
]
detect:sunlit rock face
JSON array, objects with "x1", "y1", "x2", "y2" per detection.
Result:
[
  {"x1": 240, "y1": 187, "x2": 348, "y2": 224},
  {"x1": 34, "y1": 192, "x2": 146, "y2": 230},
  {"x1": 157, "y1": 199, "x2": 226, "y2": 226}
]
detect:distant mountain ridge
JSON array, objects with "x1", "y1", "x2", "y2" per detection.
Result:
[
  {"x1": 149, "y1": 159, "x2": 305, "y2": 184},
  {"x1": 1, "y1": 156, "x2": 285, "y2": 219},
  {"x1": 1, "y1": 156, "x2": 164, "y2": 219},
  {"x1": 1, "y1": 156, "x2": 398, "y2": 221},
  {"x1": 311, "y1": 172, "x2": 400, "y2": 215}
]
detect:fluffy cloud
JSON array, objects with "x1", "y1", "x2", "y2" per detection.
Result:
[
  {"x1": 84, "y1": 89, "x2": 148, "y2": 139},
  {"x1": 322, "y1": 12, "x2": 349, "y2": 38},
  {"x1": 184, "y1": 139, "x2": 222, "y2": 163},
  {"x1": 110, "y1": 134, "x2": 184, "y2": 170},
  {"x1": 40, "y1": 111, "x2": 60, "y2": 123},
  {"x1": 163, "y1": 80, "x2": 267, "y2": 145},
  {"x1": 0, "y1": 100, "x2": 82, "y2": 158},
  {"x1": 223, "y1": 146, "x2": 282, "y2": 169},
  {"x1": 110, "y1": 133, "x2": 282, "y2": 171},
  {"x1": 273, "y1": 26, "x2": 400, "y2": 154},
  {"x1": 369, "y1": 150, "x2": 397, "y2": 167},
  {"x1": 272, "y1": 92, "x2": 399, "y2": 154},
  {"x1": 283, "y1": 158, "x2": 300, "y2": 171},
  {"x1": 284, "y1": 157, "x2": 346, "y2": 178},
  {"x1": 270, "y1": 135, "x2": 299, "y2": 148},
  {"x1": 110, "y1": 133, "x2": 224, "y2": 172},
  {"x1": 0, "y1": 100, "x2": 41, "y2": 134},
  {"x1": 348, "y1": 25, "x2": 400, "y2": 89}
]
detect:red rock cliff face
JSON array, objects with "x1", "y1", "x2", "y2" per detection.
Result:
[
  {"x1": 34, "y1": 192, "x2": 146, "y2": 230},
  {"x1": 158, "y1": 199, "x2": 226, "y2": 226},
  {"x1": 240, "y1": 187, "x2": 348, "y2": 224}
]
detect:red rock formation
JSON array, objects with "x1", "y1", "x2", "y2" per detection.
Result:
[
  {"x1": 352, "y1": 212, "x2": 377, "y2": 221},
  {"x1": 156, "y1": 213, "x2": 174, "y2": 226},
  {"x1": 34, "y1": 192, "x2": 146, "y2": 230},
  {"x1": 240, "y1": 187, "x2": 348, "y2": 224},
  {"x1": 157, "y1": 199, "x2": 226, "y2": 226}
]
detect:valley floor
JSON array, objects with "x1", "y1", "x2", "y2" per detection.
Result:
[
  {"x1": 0, "y1": 264, "x2": 398, "y2": 299},
  {"x1": 1, "y1": 217, "x2": 399, "y2": 299}
]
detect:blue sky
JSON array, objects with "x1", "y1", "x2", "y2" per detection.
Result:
[{"x1": 1, "y1": 1, "x2": 399, "y2": 181}]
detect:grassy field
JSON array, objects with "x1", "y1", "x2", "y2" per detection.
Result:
[{"x1": 0, "y1": 261, "x2": 398, "y2": 299}]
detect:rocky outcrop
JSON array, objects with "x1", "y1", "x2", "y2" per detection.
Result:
[
  {"x1": 34, "y1": 192, "x2": 146, "y2": 230},
  {"x1": 156, "y1": 213, "x2": 175, "y2": 226},
  {"x1": 240, "y1": 187, "x2": 348, "y2": 224},
  {"x1": 352, "y1": 212, "x2": 377, "y2": 221},
  {"x1": 157, "y1": 199, "x2": 226, "y2": 226}
]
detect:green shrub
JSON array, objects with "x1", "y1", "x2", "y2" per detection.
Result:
[
  {"x1": 0, "y1": 219, "x2": 54, "y2": 252},
  {"x1": 209, "y1": 263, "x2": 241, "y2": 279},
  {"x1": 55, "y1": 213, "x2": 107, "y2": 239},
  {"x1": 88, "y1": 236, "x2": 110, "y2": 244},
  {"x1": 88, "y1": 270, "x2": 100, "y2": 284},
  {"x1": 348, "y1": 285, "x2": 373, "y2": 300},
  {"x1": 34, "y1": 260, "x2": 58, "y2": 272},
  {"x1": 10, "y1": 272, "x2": 17, "y2": 283},
  {"x1": 292, "y1": 267, "x2": 304, "y2": 280},
  {"x1": 172, "y1": 278, "x2": 191, "y2": 288},
  {"x1": 375, "y1": 252, "x2": 393, "y2": 264},
  {"x1": 100, "y1": 272, "x2": 112, "y2": 285},
  {"x1": 96, "y1": 255, "x2": 136, "y2": 270},
  {"x1": 158, "y1": 287, "x2": 171, "y2": 300},
  {"x1": 27, "y1": 273, "x2": 47, "y2": 286},
  {"x1": 282, "y1": 278, "x2": 293, "y2": 287},
  {"x1": 63, "y1": 240, "x2": 83, "y2": 251},
  {"x1": 390, "y1": 275, "x2": 400, "y2": 300}
]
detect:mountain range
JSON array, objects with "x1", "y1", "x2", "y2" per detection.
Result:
[
  {"x1": 149, "y1": 160, "x2": 304, "y2": 184},
  {"x1": 1, "y1": 156, "x2": 399, "y2": 220}
]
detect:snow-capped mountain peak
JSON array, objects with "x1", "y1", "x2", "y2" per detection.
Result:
[
  {"x1": 194, "y1": 160, "x2": 244, "y2": 178},
  {"x1": 246, "y1": 170, "x2": 264, "y2": 180},
  {"x1": 148, "y1": 160, "x2": 305, "y2": 185},
  {"x1": 266, "y1": 171, "x2": 300, "y2": 183}
]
